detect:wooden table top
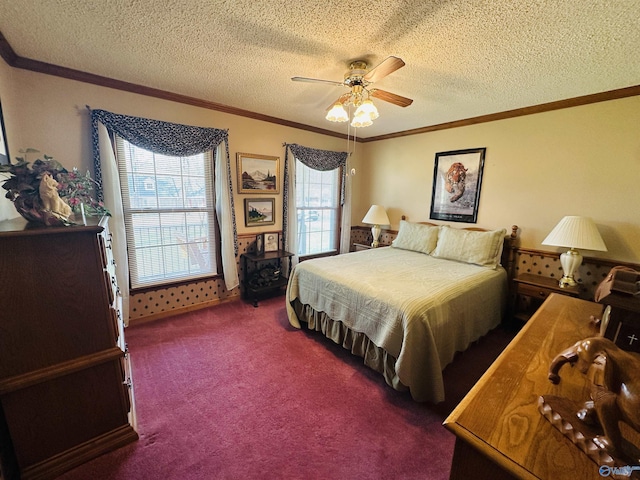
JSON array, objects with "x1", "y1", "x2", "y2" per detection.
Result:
[{"x1": 444, "y1": 294, "x2": 605, "y2": 479}]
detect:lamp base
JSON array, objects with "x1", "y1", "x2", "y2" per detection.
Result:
[
  {"x1": 558, "y1": 275, "x2": 578, "y2": 288},
  {"x1": 558, "y1": 249, "x2": 582, "y2": 288},
  {"x1": 370, "y1": 224, "x2": 381, "y2": 248}
]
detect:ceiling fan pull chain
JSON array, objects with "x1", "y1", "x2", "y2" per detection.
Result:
[
  {"x1": 351, "y1": 110, "x2": 358, "y2": 157},
  {"x1": 348, "y1": 104, "x2": 355, "y2": 156}
]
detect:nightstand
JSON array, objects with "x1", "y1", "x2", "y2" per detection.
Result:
[
  {"x1": 512, "y1": 273, "x2": 581, "y2": 323},
  {"x1": 241, "y1": 250, "x2": 294, "y2": 307},
  {"x1": 353, "y1": 243, "x2": 389, "y2": 251}
]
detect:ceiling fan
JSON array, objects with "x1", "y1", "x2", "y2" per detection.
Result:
[{"x1": 292, "y1": 56, "x2": 413, "y2": 127}]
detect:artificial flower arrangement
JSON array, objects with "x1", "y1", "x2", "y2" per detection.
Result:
[{"x1": 0, "y1": 148, "x2": 109, "y2": 226}]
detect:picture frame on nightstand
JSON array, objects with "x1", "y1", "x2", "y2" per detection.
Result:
[
  {"x1": 263, "y1": 232, "x2": 279, "y2": 252},
  {"x1": 255, "y1": 233, "x2": 265, "y2": 256}
]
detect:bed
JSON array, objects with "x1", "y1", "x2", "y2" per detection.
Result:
[{"x1": 286, "y1": 221, "x2": 518, "y2": 403}]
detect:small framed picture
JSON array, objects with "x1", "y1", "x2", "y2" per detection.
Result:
[
  {"x1": 263, "y1": 232, "x2": 279, "y2": 252},
  {"x1": 244, "y1": 198, "x2": 275, "y2": 227},
  {"x1": 255, "y1": 233, "x2": 265, "y2": 256}
]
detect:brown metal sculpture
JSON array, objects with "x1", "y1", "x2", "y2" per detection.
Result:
[{"x1": 541, "y1": 336, "x2": 640, "y2": 469}]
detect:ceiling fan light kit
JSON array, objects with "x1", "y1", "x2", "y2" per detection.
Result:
[
  {"x1": 293, "y1": 56, "x2": 413, "y2": 129},
  {"x1": 325, "y1": 84, "x2": 380, "y2": 127},
  {"x1": 326, "y1": 102, "x2": 349, "y2": 122},
  {"x1": 356, "y1": 99, "x2": 379, "y2": 120},
  {"x1": 350, "y1": 109, "x2": 373, "y2": 128}
]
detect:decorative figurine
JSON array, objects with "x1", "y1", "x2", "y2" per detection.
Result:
[
  {"x1": 39, "y1": 172, "x2": 72, "y2": 219},
  {"x1": 541, "y1": 336, "x2": 640, "y2": 467}
]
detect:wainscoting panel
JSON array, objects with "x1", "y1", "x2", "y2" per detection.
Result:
[{"x1": 129, "y1": 234, "x2": 264, "y2": 323}]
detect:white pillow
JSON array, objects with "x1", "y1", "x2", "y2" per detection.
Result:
[
  {"x1": 431, "y1": 226, "x2": 507, "y2": 269},
  {"x1": 391, "y1": 221, "x2": 440, "y2": 255}
]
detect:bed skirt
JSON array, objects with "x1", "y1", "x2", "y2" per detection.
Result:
[{"x1": 291, "y1": 298, "x2": 409, "y2": 395}]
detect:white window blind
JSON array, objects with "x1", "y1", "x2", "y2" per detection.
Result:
[
  {"x1": 295, "y1": 161, "x2": 340, "y2": 256},
  {"x1": 116, "y1": 137, "x2": 217, "y2": 288}
]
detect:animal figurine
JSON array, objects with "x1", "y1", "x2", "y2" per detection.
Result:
[
  {"x1": 444, "y1": 162, "x2": 468, "y2": 202},
  {"x1": 548, "y1": 336, "x2": 640, "y2": 461},
  {"x1": 39, "y1": 172, "x2": 72, "y2": 219}
]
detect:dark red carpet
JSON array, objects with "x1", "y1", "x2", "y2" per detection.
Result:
[{"x1": 58, "y1": 295, "x2": 513, "y2": 480}]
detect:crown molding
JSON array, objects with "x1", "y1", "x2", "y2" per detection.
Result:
[
  {"x1": 361, "y1": 85, "x2": 640, "y2": 142},
  {"x1": 0, "y1": 32, "x2": 348, "y2": 141}
]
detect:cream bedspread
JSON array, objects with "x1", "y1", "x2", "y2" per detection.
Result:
[{"x1": 285, "y1": 247, "x2": 507, "y2": 402}]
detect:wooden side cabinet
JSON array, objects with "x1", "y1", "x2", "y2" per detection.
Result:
[
  {"x1": 241, "y1": 250, "x2": 294, "y2": 307},
  {"x1": 0, "y1": 217, "x2": 137, "y2": 480},
  {"x1": 512, "y1": 273, "x2": 580, "y2": 323}
]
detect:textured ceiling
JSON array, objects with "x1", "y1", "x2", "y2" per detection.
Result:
[{"x1": 1, "y1": 0, "x2": 639, "y2": 138}]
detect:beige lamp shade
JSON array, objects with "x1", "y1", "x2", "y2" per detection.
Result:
[
  {"x1": 542, "y1": 216, "x2": 607, "y2": 287},
  {"x1": 362, "y1": 205, "x2": 390, "y2": 226},
  {"x1": 362, "y1": 205, "x2": 390, "y2": 248},
  {"x1": 541, "y1": 216, "x2": 607, "y2": 251}
]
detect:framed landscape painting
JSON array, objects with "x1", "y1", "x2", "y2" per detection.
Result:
[
  {"x1": 237, "y1": 153, "x2": 279, "y2": 194},
  {"x1": 429, "y1": 147, "x2": 486, "y2": 223},
  {"x1": 244, "y1": 198, "x2": 275, "y2": 227}
]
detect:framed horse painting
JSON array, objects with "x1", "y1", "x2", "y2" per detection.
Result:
[{"x1": 429, "y1": 147, "x2": 485, "y2": 223}]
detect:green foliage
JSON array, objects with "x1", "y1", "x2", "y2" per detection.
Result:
[{"x1": 0, "y1": 149, "x2": 110, "y2": 220}]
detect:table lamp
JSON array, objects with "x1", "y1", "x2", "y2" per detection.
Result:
[
  {"x1": 541, "y1": 216, "x2": 607, "y2": 287},
  {"x1": 362, "y1": 205, "x2": 390, "y2": 247}
]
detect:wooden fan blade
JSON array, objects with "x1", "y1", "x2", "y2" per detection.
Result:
[
  {"x1": 370, "y1": 89, "x2": 413, "y2": 107},
  {"x1": 363, "y1": 56, "x2": 405, "y2": 83},
  {"x1": 325, "y1": 94, "x2": 351, "y2": 111},
  {"x1": 291, "y1": 76, "x2": 344, "y2": 87}
]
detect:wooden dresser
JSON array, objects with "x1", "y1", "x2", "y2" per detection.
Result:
[
  {"x1": 444, "y1": 294, "x2": 605, "y2": 479},
  {"x1": 0, "y1": 217, "x2": 137, "y2": 480}
]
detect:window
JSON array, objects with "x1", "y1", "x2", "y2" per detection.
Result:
[
  {"x1": 296, "y1": 161, "x2": 341, "y2": 257},
  {"x1": 116, "y1": 137, "x2": 217, "y2": 288}
]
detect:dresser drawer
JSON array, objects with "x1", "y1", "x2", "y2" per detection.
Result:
[
  {"x1": 1, "y1": 356, "x2": 133, "y2": 470},
  {"x1": 517, "y1": 282, "x2": 554, "y2": 300}
]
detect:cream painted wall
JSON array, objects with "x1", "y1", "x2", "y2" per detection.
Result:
[
  {"x1": 0, "y1": 67, "x2": 351, "y2": 232},
  {"x1": 2, "y1": 64, "x2": 639, "y2": 263},
  {"x1": 354, "y1": 97, "x2": 640, "y2": 263}
]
